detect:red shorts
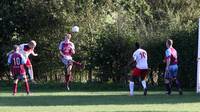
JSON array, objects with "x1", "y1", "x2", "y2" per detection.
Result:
[
  {"x1": 131, "y1": 67, "x2": 148, "y2": 78},
  {"x1": 25, "y1": 58, "x2": 32, "y2": 67}
]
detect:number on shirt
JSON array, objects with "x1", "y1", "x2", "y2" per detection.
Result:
[
  {"x1": 13, "y1": 57, "x2": 20, "y2": 65},
  {"x1": 140, "y1": 52, "x2": 146, "y2": 59}
]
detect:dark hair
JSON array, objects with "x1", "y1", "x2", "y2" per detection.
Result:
[
  {"x1": 166, "y1": 39, "x2": 173, "y2": 46},
  {"x1": 135, "y1": 42, "x2": 140, "y2": 49}
]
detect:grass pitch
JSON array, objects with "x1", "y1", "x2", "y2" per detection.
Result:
[{"x1": 0, "y1": 91, "x2": 199, "y2": 112}]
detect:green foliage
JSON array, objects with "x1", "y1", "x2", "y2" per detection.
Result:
[{"x1": 92, "y1": 26, "x2": 136, "y2": 82}]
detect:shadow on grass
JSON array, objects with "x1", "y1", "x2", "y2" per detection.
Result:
[{"x1": 0, "y1": 93, "x2": 200, "y2": 106}]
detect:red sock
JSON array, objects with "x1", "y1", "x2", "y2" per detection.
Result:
[
  {"x1": 65, "y1": 75, "x2": 70, "y2": 84},
  {"x1": 24, "y1": 81, "x2": 30, "y2": 93},
  {"x1": 13, "y1": 83, "x2": 17, "y2": 94}
]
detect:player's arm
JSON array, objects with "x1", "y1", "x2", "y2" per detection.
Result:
[
  {"x1": 128, "y1": 52, "x2": 137, "y2": 67},
  {"x1": 7, "y1": 54, "x2": 12, "y2": 65},
  {"x1": 128, "y1": 59, "x2": 135, "y2": 66},
  {"x1": 31, "y1": 48, "x2": 38, "y2": 56},
  {"x1": 165, "y1": 49, "x2": 171, "y2": 72},
  {"x1": 59, "y1": 50, "x2": 65, "y2": 57},
  {"x1": 59, "y1": 41, "x2": 65, "y2": 57},
  {"x1": 32, "y1": 51, "x2": 38, "y2": 56},
  {"x1": 71, "y1": 43, "x2": 75, "y2": 54}
]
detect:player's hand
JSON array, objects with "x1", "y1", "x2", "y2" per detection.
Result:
[{"x1": 33, "y1": 53, "x2": 38, "y2": 56}]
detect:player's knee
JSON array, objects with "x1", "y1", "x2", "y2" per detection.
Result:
[
  {"x1": 172, "y1": 76, "x2": 177, "y2": 81},
  {"x1": 141, "y1": 76, "x2": 146, "y2": 81},
  {"x1": 67, "y1": 67, "x2": 72, "y2": 74},
  {"x1": 129, "y1": 76, "x2": 134, "y2": 82},
  {"x1": 28, "y1": 66, "x2": 33, "y2": 70},
  {"x1": 164, "y1": 78, "x2": 170, "y2": 84},
  {"x1": 67, "y1": 70, "x2": 71, "y2": 75},
  {"x1": 13, "y1": 80, "x2": 18, "y2": 84},
  {"x1": 24, "y1": 78, "x2": 28, "y2": 82}
]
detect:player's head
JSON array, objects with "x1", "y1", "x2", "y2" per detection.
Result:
[
  {"x1": 13, "y1": 45, "x2": 19, "y2": 52},
  {"x1": 28, "y1": 40, "x2": 37, "y2": 49},
  {"x1": 135, "y1": 42, "x2": 140, "y2": 49},
  {"x1": 65, "y1": 33, "x2": 72, "y2": 40},
  {"x1": 166, "y1": 39, "x2": 173, "y2": 48}
]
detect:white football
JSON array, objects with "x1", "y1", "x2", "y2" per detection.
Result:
[{"x1": 72, "y1": 26, "x2": 79, "y2": 32}]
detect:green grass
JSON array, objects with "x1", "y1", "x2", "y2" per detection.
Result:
[{"x1": 0, "y1": 91, "x2": 200, "y2": 112}]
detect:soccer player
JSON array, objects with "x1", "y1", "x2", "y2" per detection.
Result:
[
  {"x1": 59, "y1": 33, "x2": 75, "y2": 90},
  {"x1": 8, "y1": 45, "x2": 30, "y2": 95},
  {"x1": 164, "y1": 39, "x2": 182, "y2": 95},
  {"x1": 7, "y1": 40, "x2": 38, "y2": 83},
  {"x1": 129, "y1": 42, "x2": 148, "y2": 96},
  {"x1": 19, "y1": 40, "x2": 38, "y2": 83}
]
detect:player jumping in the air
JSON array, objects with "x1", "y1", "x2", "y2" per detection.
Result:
[
  {"x1": 8, "y1": 45, "x2": 30, "y2": 95},
  {"x1": 59, "y1": 33, "x2": 75, "y2": 90},
  {"x1": 164, "y1": 39, "x2": 182, "y2": 95},
  {"x1": 19, "y1": 40, "x2": 38, "y2": 83},
  {"x1": 129, "y1": 42, "x2": 148, "y2": 96}
]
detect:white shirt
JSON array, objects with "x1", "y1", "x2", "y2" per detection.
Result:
[
  {"x1": 59, "y1": 39, "x2": 75, "y2": 60},
  {"x1": 132, "y1": 48, "x2": 148, "y2": 69},
  {"x1": 19, "y1": 44, "x2": 33, "y2": 61}
]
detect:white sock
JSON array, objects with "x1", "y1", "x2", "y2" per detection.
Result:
[
  {"x1": 141, "y1": 80, "x2": 146, "y2": 89},
  {"x1": 129, "y1": 81, "x2": 134, "y2": 95},
  {"x1": 28, "y1": 68, "x2": 34, "y2": 80}
]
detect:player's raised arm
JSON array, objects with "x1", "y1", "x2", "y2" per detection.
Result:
[{"x1": 31, "y1": 50, "x2": 38, "y2": 56}]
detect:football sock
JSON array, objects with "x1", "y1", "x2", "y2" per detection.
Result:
[
  {"x1": 165, "y1": 83, "x2": 171, "y2": 94},
  {"x1": 24, "y1": 81, "x2": 30, "y2": 93},
  {"x1": 141, "y1": 80, "x2": 147, "y2": 89},
  {"x1": 13, "y1": 83, "x2": 17, "y2": 94},
  {"x1": 28, "y1": 68, "x2": 34, "y2": 80},
  {"x1": 175, "y1": 79, "x2": 181, "y2": 89},
  {"x1": 129, "y1": 81, "x2": 134, "y2": 95}
]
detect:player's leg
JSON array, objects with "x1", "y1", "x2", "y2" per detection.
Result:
[
  {"x1": 64, "y1": 65, "x2": 70, "y2": 90},
  {"x1": 66, "y1": 60, "x2": 73, "y2": 90},
  {"x1": 9, "y1": 66, "x2": 13, "y2": 78},
  {"x1": 26, "y1": 58, "x2": 36, "y2": 83},
  {"x1": 164, "y1": 72, "x2": 172, "y2": 95},
  {"x1": 170, "y1": 65, "x2": 182, "y2": 95},
  {"x1": 62, "y1": 58, "x2": 69, "y2": 89},
  {"x1": 174, "y1": 78, "x2": 182, "y2": 95},
  {"x1": 62, "y1": 58, "x2": 73, "y2": 90},
  {"x1": 129, "y1": 75, "x2": 135, "y2": 96},
  {"x1": 12, "y1": 75, "x2": 19, "y2": 95},
  {"x1": 141, "y1": 69, "x2": 148, "y2": 96},
  {"x1": 129, "y1": 68, "x2": 140, "y2": 96},
  {"x1": 22, "y1": 75, "x2": 30, "y2": 95}
]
